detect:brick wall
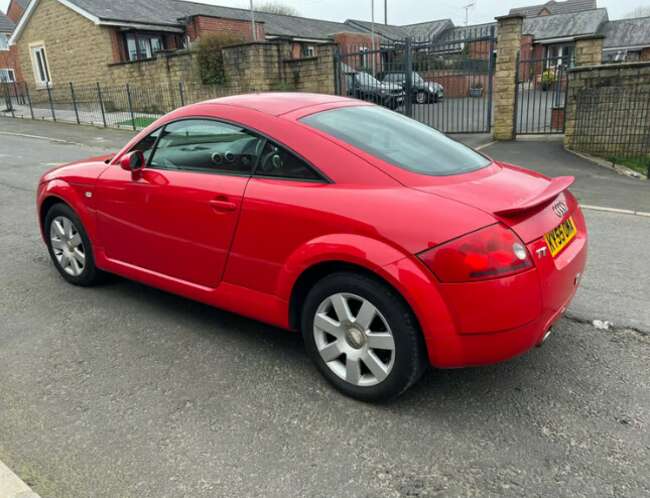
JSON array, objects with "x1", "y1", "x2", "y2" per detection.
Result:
[
  {"x1": 493, "y1": 14, "x2": 524, "y2": 140},
  {"x1": 188, "y1": 16, "x2": 265, "y2": 42},
  {"x1": 640, "y1": 48, "x2": 650, "y2": 61},
  {"x1": 0, "y1": 45, "x2": 22, "y2": 81},
  {"x1": 575, "y1": 36, "x2": 603, "y2": 67},
  {"x1": 6, "y1": 0, "x2": 26, "y2": 23},
  {"x1": 564, "y1": 61, "x2": 650, "y2": 155}
]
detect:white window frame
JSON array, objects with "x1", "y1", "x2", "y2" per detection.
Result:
[
  {"x1": 0, "y1": 68, "x2": 16, "y2": 82},
  {"x1": 0, "y1": 33, "x2": 9, "y2": 51},
  {"x1": 29, "y1": 42, "x2": 52, "y2": 88},
  {"x1": 303, "y1": 45, "x2": 315, "y2": 57}
]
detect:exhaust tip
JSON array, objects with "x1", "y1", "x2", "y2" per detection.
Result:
[{"x1": 536, "y1": 328, "x2": 553, "y2": 347}]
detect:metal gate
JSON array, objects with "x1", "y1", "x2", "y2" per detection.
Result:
[
  {"x1": 334, "y1": 26, "x2": 496, "y2": 134},
  {"x1": 515, "y1": 54, "x2": 573, "y2": 135}
]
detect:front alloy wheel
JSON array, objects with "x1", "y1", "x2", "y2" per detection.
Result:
[
  {"x1": 44, "y1": 202, "x2": 104, "y2": 286},
  {"x1": 302, "y1": 272, "x2": 428, "y2": 402},
  {"x1": 50, "y1": 216, "x2": 86, "y2": 277}
]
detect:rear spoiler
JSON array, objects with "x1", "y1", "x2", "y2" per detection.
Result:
[{"x1": 493, "y1": 176, "x2": 575, "y2": 217}]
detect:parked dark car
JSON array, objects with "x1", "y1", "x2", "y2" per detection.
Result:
[
  {"x1": 344, "y1": 71, "x2": 405, "y2": 110},
  {"x1": 379, "y1": 71, "x2": 445, "y2": 104}
]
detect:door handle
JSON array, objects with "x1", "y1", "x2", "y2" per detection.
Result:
[{"x1": 209, "y1": 198, "x2": 238, "y2": 212}]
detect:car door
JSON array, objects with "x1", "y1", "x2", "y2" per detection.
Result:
[
  {"x1": 95, "y1": 119, "x2": 264, "y2": 288},
  {"x1": 224, "y1": 139, "x2": 330, "y2": 295}
]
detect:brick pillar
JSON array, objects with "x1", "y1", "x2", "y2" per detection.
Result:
[
  {"x1": 575, "y1": 35, "x2": 604, "y2": 66},
  {"x1": 493, "y1": 14, "x2": 524, "y2": 141}
]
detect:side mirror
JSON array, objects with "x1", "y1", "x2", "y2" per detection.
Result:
[{"x1": 119, "y1": 150, "x2": 145, "y2": 172}]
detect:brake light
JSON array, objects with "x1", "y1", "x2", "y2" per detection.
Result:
[{"x1": 418, "y1": 224, "x2": 533, "y2": 283}]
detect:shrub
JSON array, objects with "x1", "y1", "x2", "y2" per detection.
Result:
[
  {"x1": 196, "y1": 33, "x2": 245, "y2": 85},
  {"x1": 541, "y1": 69, "x2": 556, "y2": 90}
]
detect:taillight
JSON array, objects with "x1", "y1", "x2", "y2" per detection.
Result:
[{"x1": 418, "y1": 224, "x2": 533, "y2": 283}]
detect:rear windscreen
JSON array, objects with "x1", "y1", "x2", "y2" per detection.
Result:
[{"x1": 301, "y1": 106, "x2": 491, "y2": 176}]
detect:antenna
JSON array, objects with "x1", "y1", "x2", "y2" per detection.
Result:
[{"x1": 463, "y1": 2, "x2": 475, "y2": 26}]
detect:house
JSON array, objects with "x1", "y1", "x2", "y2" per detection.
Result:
[
  {"x1": 512, "y1": 0, "x2": 650, "y2": 65},
  {"x1": 0, "y1": 12, "x2": 18, "y2": 82},
  {"x1": 8, "y1": 0, "x2": 379, "y2": 92},
  {"x1": 521, "y1": 8, "x2": 609, "y2": 66},
  {"x1": 6, "y1": 0, "x2": 650, "y2": 94},
  {"x1": 601, "y1": 17, "x2": 650, "y2": 62},
  {"x1": 510, "y1": 0, "x2": 598, "y2": 17}
]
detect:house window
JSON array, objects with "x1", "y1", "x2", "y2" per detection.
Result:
[
  {"x1": 546, "y1": 45, "x2": 575, "y2": 68},
  {"x1": 302, "y1": 45, "x2": 315, "y2": 57},
  {"x1": 30, "y1": 44, "x2": 51, "y2": 88},
  {"x1": 359, "y1": 46, "x2": 369, "y2": 69},
  {"x1": 124, "y1": 32, "x2": 165, "y2": 61},
  {"x1": 0, "y1": 34, "x2": 9, "y2": 51},
  {"x1": 0, "y1": 68, "x2": 16, "y2": 82}
]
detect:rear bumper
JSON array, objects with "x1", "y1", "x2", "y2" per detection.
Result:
[{"x1": 394, "y1": 210, "x2": 588, "y2": 369}]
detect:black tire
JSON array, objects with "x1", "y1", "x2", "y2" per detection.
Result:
[
  {"x1": 415, "y1": 90, "x2": 428, "y2": 105},
  {"x1": 301, "y1": 272, "x2": 428, "y2": 402},
  {"x1": 44, "y1": 202, "x2": 105, "y2": 286},
  {"x1": 432, "y1": 92, "x2": 439, "y2": 104}
]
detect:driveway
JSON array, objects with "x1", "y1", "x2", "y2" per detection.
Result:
[
  {"x1": 0, "y1": 118, "x2": 648, "y2": 498},
  {"x1": 481, "y1": 139, "x2": 650, "y2": 213}
]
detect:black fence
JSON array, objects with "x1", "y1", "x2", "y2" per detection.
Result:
[
  {"x1": 515, "y1": 55, "x2": 573, "y2": 135},
  {"x1": 0, "y1": 80, "x2": 235, "y2": 130},
  {"x1": 335, "y1": 26, "x2": 496, "y2": 134},
  {"x1": 571, "y1": 86, "x2": 650, "y2": 178}
]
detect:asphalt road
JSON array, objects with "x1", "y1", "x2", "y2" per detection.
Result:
[{"x1": 1, "y1": 118, "x2": 649, "y2": 498}]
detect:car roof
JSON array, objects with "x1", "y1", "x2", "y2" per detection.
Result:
[{"x1": 197, "y1": 93, "x2": 357, "y2": 117}]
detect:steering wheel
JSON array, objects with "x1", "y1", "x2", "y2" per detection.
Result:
[{"x1": 259, "y1": 146, "x2": 282, "y2": 173}]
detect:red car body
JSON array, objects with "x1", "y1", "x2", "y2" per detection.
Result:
[{"x1": 37, "y1": 93, "x2": 587, "y2": 369}]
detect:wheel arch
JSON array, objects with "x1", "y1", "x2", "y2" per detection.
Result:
[
  {"x1": 38, "y1": 180, "x2": 98, "y2": 247},
  {"x1": 40, "y1": 194, "x2": 69, "y2": 226},
  {"x1": 288, "y1": 260, "x2": 420, "y2": 332}
]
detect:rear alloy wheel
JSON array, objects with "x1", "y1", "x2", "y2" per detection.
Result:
[
  {"x1": 314, "y1": 293, "x2": 395, "y2": 387},
  {"x1": 45, "y1": 203, "x2": 104, "y2": 286},
  {"x1": 416, "y1": 90, "x2": 428, "y2": 104},
  {"x1": 302, "y1": 272, "x2": 427, "y2": 401}
]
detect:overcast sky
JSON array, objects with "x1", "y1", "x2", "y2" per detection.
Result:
[{"x1": 2, "y1": 0, "x2": 649, "y2": 25}]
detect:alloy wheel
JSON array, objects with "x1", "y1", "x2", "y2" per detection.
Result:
[
  {"x1": 313, "y1": 293, "x2": 396, "y2": 387},
  {"x1": 50, "y1": 216, "x2": 86, "y2": 277}
]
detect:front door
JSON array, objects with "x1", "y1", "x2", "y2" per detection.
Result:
[{"x1": 95, "y1": 119, "x2": 264, "y2": 288}]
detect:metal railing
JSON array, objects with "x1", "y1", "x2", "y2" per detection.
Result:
[
  {"x1": 334, "y1": 26, "x2": 497, "y2": 134},
  {"x1": 515, "y1": 55, "x2": 573, "y2": 135},
  {"x1": 1, "y1": 80, "x2": 237, "y2": 130},
  {"x1": 571, "y1": 85, "x2": 650, "y2": 178}
]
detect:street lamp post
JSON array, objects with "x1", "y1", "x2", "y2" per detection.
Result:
[
  {"x1": 250, "y1": 0, "x2": 257, "y2": 41},
  {"x1": 371, "y1": 0, "x2": 376, "y2": 75}
]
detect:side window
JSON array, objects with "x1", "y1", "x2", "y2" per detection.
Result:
[
  {"x1": 255, "y1": 141, "x2": 322, "y2": 181},
  {"x1": 149, "y1": 119, "x2": 263, "y2": 175},
  {"x1": 130, "y1": 128, "x2": 161, "y2": 163}
]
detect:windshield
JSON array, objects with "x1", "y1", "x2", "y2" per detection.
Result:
[
  {"x1": 412, "y1": 73, "x2": 426, "y2": 85},
  {"x1": 301, "y1": 106, "x2": 491, "y2": 176},
  {"x1": 356, "y1": 72, "x2": 381, "y2": 86}
]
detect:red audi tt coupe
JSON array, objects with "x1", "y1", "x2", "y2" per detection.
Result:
[{"x1": 37, "y1": 93, "x2": 587, "y2": 401}]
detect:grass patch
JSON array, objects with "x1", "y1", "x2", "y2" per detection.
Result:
[
  {"x1": 608, "y1": 155, "x2": 650, "y2": 177},
  {"x1": 116, "y1": 116, "x2": 157, "y2": 129}
]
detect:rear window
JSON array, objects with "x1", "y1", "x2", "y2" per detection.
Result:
[{"x1": 301, "y1": 106, "x2": 490, "y2": 176}]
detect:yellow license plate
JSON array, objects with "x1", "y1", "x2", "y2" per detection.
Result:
[{"x1": 544, "y1": 217, "x2": 577, "y2": 257}]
